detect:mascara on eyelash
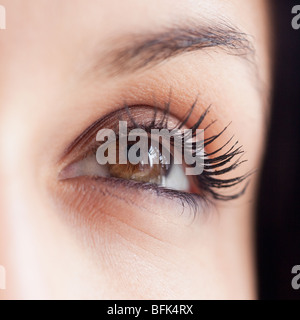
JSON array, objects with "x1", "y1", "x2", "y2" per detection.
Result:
[
  {"x1": 60, "y1": 97, "x2": 252, "y2": 204},
  {"x1": 122, "y1": 100, "x2": 252, "y2": 201}
]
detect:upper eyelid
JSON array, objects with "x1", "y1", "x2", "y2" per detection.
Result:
[{"x1": 58, "y1": 103, "x2": 191, "y2": 164}]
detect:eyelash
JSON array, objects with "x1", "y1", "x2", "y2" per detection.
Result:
[
  {"x1": 121, "y1": 100, "x2": 251, "y2": 202},
  {"x1": 61, "y1": 98, "x2": 251, "y2": 217}
]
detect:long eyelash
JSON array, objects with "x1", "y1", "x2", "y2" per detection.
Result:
[{"x1": 125, "y1": 99, "x2": 252, "y2": 202}]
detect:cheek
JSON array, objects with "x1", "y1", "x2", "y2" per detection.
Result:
[
  {"x1": 48, "y1": 177, "x2": 254, "y2": 299},
  {"x1": 49, "y1": 177, "x2": 235, "y2": 298}
]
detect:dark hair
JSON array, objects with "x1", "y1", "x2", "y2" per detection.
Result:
[{"x1": 256, "y1": 0, "x2": 300, "y2": 300}]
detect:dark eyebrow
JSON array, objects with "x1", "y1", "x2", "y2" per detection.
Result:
[{"x1": 99, "y1": 21, "x2": 255, "y2": 75}]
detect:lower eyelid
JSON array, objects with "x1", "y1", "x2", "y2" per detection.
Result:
[
  {"x1": 55, "y1": 176, "x2": 208, "y2": 226},
  {"x1": 52, "y1": 180, "x2": 210, "y2": 264}
]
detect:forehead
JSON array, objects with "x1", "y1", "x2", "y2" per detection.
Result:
[
  {"x1": 0, "y1": 0, "x2": 270, "y2": 80},
  {"x1": 2, "y1": 0, "x2": 267, "y2": 40}
]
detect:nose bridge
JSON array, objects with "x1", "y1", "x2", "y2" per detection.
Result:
[
  {"x1": 0, "y1": 101, "x2": 96, "y2": 299},
  {"x1": 0, "y1": 110, "x2": 49, "y2": 299},
  {"x1": 0, "y1": 20, "x2": 83, "y2": 297}
]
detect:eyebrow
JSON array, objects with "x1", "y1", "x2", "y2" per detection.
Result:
[{"x1": 98, "y1": 20, "x2": 255, "y2": 76}]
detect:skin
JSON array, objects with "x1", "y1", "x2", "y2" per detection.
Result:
[{"x1": 0, "y1": 0, "x2": 271, "y2": 299}]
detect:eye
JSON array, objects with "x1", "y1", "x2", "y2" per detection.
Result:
[
  {"x1": 60, "y1": 137, "x2": 190, "y2": 192},
  {"x1": 59, "y1": 102, "x2": 251, "y2": 208}
]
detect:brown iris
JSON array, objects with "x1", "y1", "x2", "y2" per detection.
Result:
[{"x1": 107, "y1": 142, "x2": 172, "y2": 184}]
